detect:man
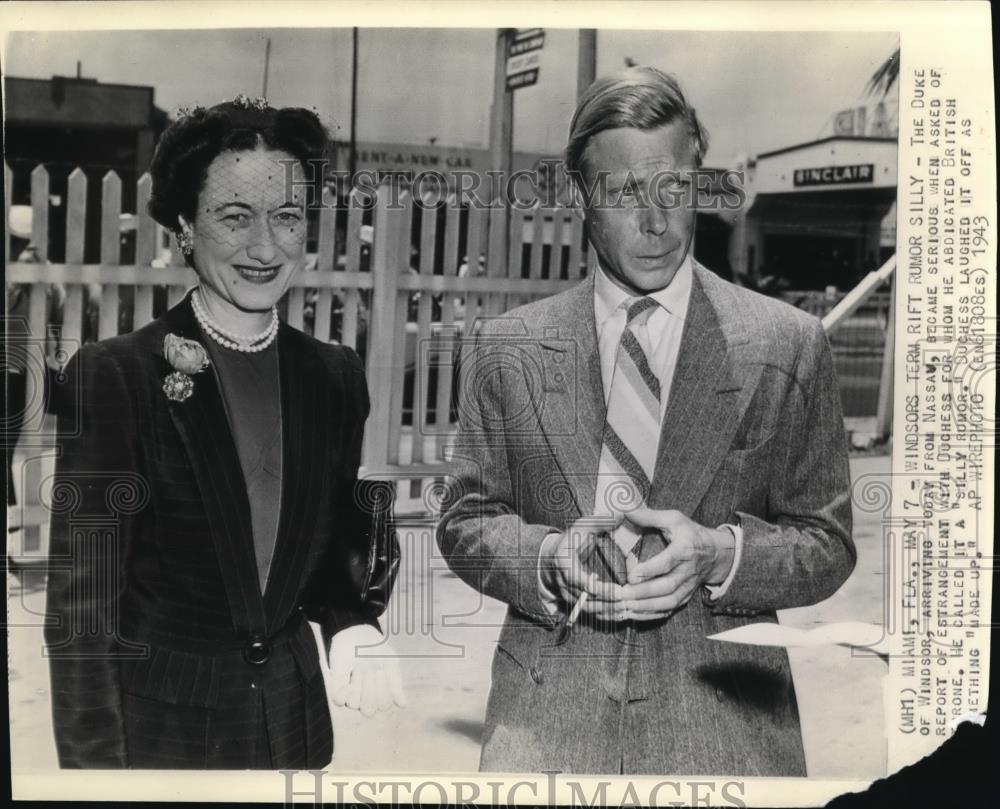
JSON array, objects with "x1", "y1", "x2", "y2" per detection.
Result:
[{"x1": 437, "y1": 67, "x2": 854, "y2": 775}]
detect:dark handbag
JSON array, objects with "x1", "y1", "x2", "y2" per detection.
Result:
[{"x1": 343, "y1": 478, "x2": 401, "y2": 618}]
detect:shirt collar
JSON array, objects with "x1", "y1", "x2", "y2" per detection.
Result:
[{"x1": 594, "y1": 253, "x2": 694, "y2": 329}]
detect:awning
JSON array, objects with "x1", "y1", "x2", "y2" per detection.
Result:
[{"x1": 748, "y1": 187, "x2": 897, "y2": 237}]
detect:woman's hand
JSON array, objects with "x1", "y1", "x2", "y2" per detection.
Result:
[{"x1": 326, "y1": 623, "x2": 406, "y2": 716}]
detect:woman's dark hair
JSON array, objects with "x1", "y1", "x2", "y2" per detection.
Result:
[{"x1": 148, "y1": 100, "x2": 329, "y2": 231}]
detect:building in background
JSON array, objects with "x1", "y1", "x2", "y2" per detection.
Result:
[
  {"x1": 702, "y1": 96, "x2": 899, "y2": 290},
  {"x1": 724, "y1": 135, "x2": 898, "y2": 291},
  {"x1": 3, "y1": 74, "x2": 169, "y2": 262}
]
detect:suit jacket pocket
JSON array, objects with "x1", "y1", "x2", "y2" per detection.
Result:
[
  {"x1": 702, "y1": 436, "x2": 775, "y2": 522},
  {"x1": 495, "y1": 644, "x2": 527, "y2": 670},
  {"x1": 725, "y1": 435, "x2": 775, "y2": 468},
  {"x1": 492, "y1": 642, "x2": 548, "y2": 700},
  {"x1": 494, "y1": 621, "x2": 550, "y2": 682},
  {"x1": 119, "y1": 646, "x2": 220, "y2": 709},
  {"x1": 729, "y1": 418, "x2": 776, "y2": 452}
]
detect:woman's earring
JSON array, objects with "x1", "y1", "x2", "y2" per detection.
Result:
[{"x1": 177, "y1": 228, "x2": 194, "y2": 257}]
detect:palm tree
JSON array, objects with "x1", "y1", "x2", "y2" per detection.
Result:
[{"x1": 867, "y1": 48, "x2": 900, "y2": 97}]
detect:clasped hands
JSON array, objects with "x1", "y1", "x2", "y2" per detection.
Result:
[{"x1": 540, "y1": 508, "x2": 736, "y2": 621}]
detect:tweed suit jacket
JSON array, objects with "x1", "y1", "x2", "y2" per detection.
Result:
[
  {"x1": 437, "y1": 262, "x2": 855, "y2": 775},
  {"x1": 44, "y1": 295, "x2": 391, "y2": 769}
]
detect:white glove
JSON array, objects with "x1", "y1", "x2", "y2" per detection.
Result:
[{"x1": 327, "y1": 623, "x2": 406, "y2": 717}]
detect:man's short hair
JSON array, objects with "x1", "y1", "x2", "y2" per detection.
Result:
[{"x1": 565, "y1": 66, "x2": 710, "y2": 181}]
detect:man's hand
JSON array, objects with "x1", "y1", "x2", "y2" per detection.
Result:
[
  {"x1": 618, "y1": 508, "x2": 735, "y2": 621},
  {"x1": 540, "y1": 516, "x2": 625, "y2": 620},
  {"x1": 327, "y1": 623, "x2": 406, "y2": 717}
]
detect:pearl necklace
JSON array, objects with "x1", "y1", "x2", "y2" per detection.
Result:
[{"x1": 191, "y1": 289, "x2": 279, "y2": 353}]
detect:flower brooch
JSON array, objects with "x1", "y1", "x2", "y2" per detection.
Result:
[{"x1": 162, "y1": 334, "x2": 210, "y2": 402}]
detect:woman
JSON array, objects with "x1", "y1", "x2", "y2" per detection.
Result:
[{"x1": 44, "y1": 96, "x2": 401, "y2": 769}]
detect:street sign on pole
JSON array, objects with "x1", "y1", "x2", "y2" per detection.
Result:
[
  {"x1": 505, "y1": 51, "x2": 541, "y2": 77},
  {"x1": 509, "y1": 32, "x2": 545, "y2": 56},
  {"x1": 506, "y1": 69, "x2": 539, "y2": 90},
  {"x1": 506, "y1": 28, "x2": 543, "y2": 90}
]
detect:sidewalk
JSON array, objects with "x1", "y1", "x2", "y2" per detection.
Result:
[{"x1": 8, "y1": 455, "x2": 890, "y2": 777}]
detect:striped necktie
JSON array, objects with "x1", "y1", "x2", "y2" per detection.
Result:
[{"x1": 594, "y1": 296, "x2": 661, "y2": 555}]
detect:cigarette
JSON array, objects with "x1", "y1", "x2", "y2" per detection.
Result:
[{"x1": 567, "y1": 591, "x2": 588, "y2": 628}]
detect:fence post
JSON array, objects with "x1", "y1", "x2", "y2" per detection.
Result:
[
  {"x1": 313, "y1": 185, "x2": 337, "y2": 343},
  {"x1": 133, "y1": 174, "x2": 156, "y2": 328},
  {"x1": 486, "y1": 201, "x2": 508, "y2": 314},
  {"x1": 61, "y1": 168, "x2": 87, "y2": 356},
  {"x1": 363, "y1": 181, "x2": 404, "y2": 472},
  {"x1": 98, "y1": 171, "x2": 122, "y2": 339},
  {"x1": 386, "y1": 188, "x2": 413, "y2": 466},
  {"x1": 28, "y1": 166, "x2": 51, "y2": 427}
]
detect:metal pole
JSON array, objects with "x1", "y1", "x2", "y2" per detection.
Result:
[
  {"x1": 488, "y1": 29, "x2": 514, "y2": 185},
  {"x1": 349, "y1": 27, "x2": 359, "y2": 183},
  {"x1": 577, "y1": 30, "x2": 597, "y2": 98},
  {"x1": 262, "y1": 38, "x2": 271, "y2": 97},
  {"x1": 487, "y1": 29, "x2": 514, "y2": 277},
  {"x1": 577, "y1": 30, "x2": 598, "y2": 274}
]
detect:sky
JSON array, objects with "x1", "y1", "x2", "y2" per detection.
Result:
[{"x1": 2, "y1": 27, "x2": 898, "y2": 163}]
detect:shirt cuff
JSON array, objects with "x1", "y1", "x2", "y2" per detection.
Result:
[
  {"x1": 537, "y1": 530, "x2": 563, "y2": 615},
  {"x1": 704, "y1": 523, "x2": 743, "y2": 600}
]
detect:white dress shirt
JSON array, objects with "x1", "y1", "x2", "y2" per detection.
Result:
[
  {"x1": 594, "y1": 253, "x2": 692, "y2": 421},
  {"x1": 539, "y1": 257, "x2": 743, "y2": 609}
]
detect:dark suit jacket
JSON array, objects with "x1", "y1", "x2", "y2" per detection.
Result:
[
  {"x1": 44, "y1": 295, "x2": 395, "y2": 769},
  {"x1": 437, "y1": 262, "x2": 855, "y2": 775}
]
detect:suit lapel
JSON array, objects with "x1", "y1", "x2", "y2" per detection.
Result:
[
  {"x1": 649, "y1": 263, "x2": 753, "y2": 516},
  {"x1": 159, "y1": 297, "x2": 266, "y2": 635},
  {"x1": 261, "y1": 325, "x2": 332, "y2": 632},
  {"x1": 535, "y1": 276, "x2": 604, "y2": 517}
]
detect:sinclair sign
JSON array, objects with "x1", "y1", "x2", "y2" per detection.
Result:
[{"x1": 793, "y1": 163, "x2": 875, "y2": 187}]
